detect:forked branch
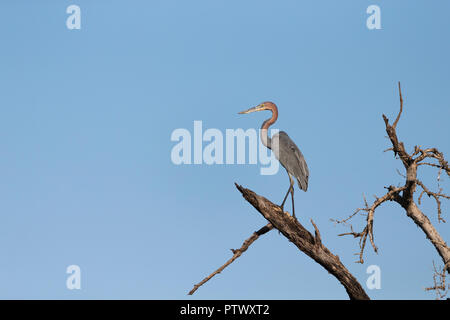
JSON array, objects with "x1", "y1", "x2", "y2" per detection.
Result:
[
  {"x1": 334, "y1": 82, "x2": 450, "y2": 275},
  {"x1": 333, "y1": 186, "x2": 406, "y2": 264}
]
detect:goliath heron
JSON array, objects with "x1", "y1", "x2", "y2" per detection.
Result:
[{"x1": 239, "y1": 101, "x2": 309, "y2": 217}]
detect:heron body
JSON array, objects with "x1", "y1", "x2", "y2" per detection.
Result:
[
  {"x1": 239, "y1": 101, "x2": 309, "y2": 217},
  {"x1": 272, "y1": 131, "x2": 309, "y2": 190}
]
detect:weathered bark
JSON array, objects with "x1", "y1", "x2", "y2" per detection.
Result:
[
  {"x1": 401, "y1": 201, "x2": 450, "y2": 274},
  {"x1": 235, "y1": 183, "x2": 370, "y2": 300}
]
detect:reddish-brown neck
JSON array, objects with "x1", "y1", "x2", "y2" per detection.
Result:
[
  {"x1": 260, "y1": 102, "x2": 278, "y2": 149},
  {"x1": 261, "y1": 102, "x2": 278, "y2": 131}
]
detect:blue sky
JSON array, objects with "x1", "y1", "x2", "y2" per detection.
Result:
[{"x1": 0, "y1": 0, "x2": 449, "y2": 299}]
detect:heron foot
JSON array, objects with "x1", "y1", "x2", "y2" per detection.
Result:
[{"x1": 280, "y1": 202, "x2": 298, "y2": 219}]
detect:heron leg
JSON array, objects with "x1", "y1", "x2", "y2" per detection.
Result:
[
  {"x1": 280, "y1": 174, "x2": 294, "y2": 213},
  {"x1": 291, "y1": 186, "x2": 295, "y2": 218},
  {"x1": 280, "y1": 187, "x2": 290, "y2": 210}
]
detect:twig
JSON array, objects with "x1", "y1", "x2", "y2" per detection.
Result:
[
  {"x1": 392, "y1": 81, "x2": 403, "y2": 129},
  {"x1": 425, "y1": 261, "x2": 449, "y2": 300},
  {"x1": 335, "y1": 186, "x2": 406, "y2": 263},
  {"x1": 416, "y1": 179, "x2": 449, "y2": 223}
]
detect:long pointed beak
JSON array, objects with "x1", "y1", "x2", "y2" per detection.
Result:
[{"x1": 238, "y1": 104, "x2": 263, "y2": 114}]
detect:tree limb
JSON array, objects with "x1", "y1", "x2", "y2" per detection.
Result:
[
  {"x1": 188, "y1": 223, "x2": 273, "y2": 295},
  {"x1": 235, "y1": 183, "x2": 370, "y2": 300},
  {"x1": 335, "y1": 82, "x2": 450, "y2": 276},
  {"x1": 333, "y1": 186, "x2": 406, "y2": 263}
]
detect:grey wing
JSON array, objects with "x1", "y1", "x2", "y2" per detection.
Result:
[{"x1": 274, "y1": 131, "x2": 309, "y2": 191}]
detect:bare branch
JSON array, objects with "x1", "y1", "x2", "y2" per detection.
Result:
[
  {"x1": 419, "y1": 162, "x2": 448, "y2": 171},
  {"x1": 310, "y1": 219, "x2": 322, "y2": 247},
  {"x1": 235, "y1": 183, "x2": 370, "y2": 300},
  {"x1": 335, "y1": 186, "x2": 406, "y2": 263},
  {"x1": 414, "y1": 148, "x2": 450, "y2": 178},
  {"x1": 382, "y1": 84, "x2": 450, "y2": 273},
  {"x1": 331, "y1": 207, "x2": 364, "y2": 225},
  {"x1": 425, "y1": 261, "x2": 449, "y2": 300},
  {"x1": 188, "y1": 223, "x2": 273, "y2": 295},
  {"x1": 416, "y1": 179, "x2": 449, "y2": 223},
  {"x1": 392, "y1": 81, "x2": 403, "y2": 129},
  {"x1": 335, "y1": 82, "x2": 450, "y2": 275}
]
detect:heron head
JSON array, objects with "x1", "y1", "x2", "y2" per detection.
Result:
[{"x1": 238, "y1": 102, "x2": 274, "y2": 115}]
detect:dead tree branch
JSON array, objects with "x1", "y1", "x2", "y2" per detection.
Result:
[
  {"x1": 189, "y1": 185, "x2": 369, "y2": 299},
  {"x1": 425, "y1": 261, "x2": 449, "y2": 300},
  {"x1": 334, "y1": 82, "x2": 450, "y2": 274},
  {"x1": 233, "y1": 184, "x2": 370, "y2": 300},
  {"x1": 332, "y1": 186, "x2": 406, "y2": 264},
  {"x1": 188, "y1": 223, "x2": 273, "y2": 295}
]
